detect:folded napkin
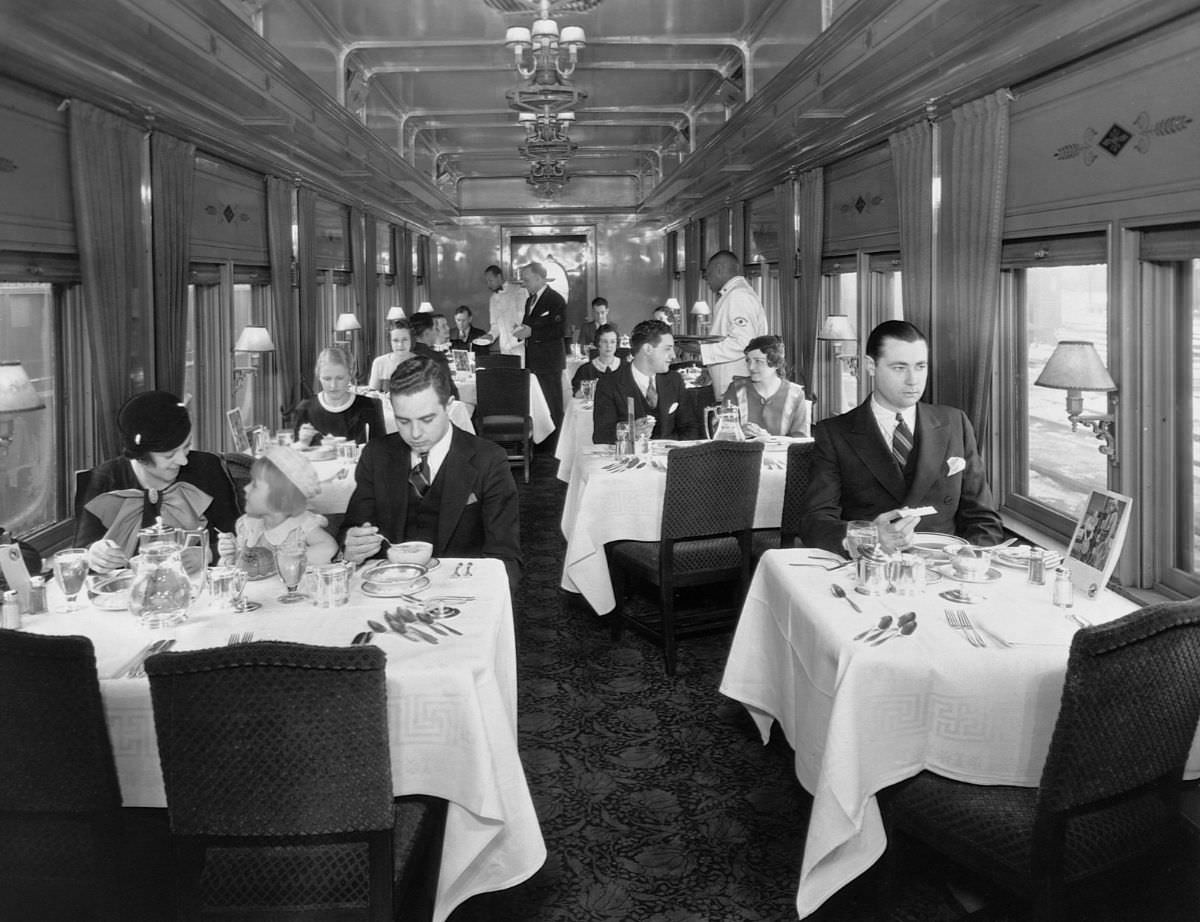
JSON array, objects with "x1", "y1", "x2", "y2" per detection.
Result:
[{"x1": 973, "y1": 610, "x2": 1077, "y2": 646}]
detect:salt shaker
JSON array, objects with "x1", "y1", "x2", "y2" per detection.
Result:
[
  {"x1": 2, "y1": 589, "x2": 20, "y2": 629},
  {"x1": 615, "y1": 422, "x2": 629, "y2": 459},
  {"x1": 26, "y1": 575, "x2": 48, "y2": 615},
  {"x1": 1051, "y1": 566, "x2": 1074, "y2": 608},
  {"x1": 1026, "y1": 547, "x2": 1046, "y2": 585}
]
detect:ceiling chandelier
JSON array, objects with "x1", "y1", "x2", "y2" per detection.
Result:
[{"x1": 503, "y1": 0, "x2": 588, "y2": 116}]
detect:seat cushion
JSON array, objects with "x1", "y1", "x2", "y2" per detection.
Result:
[
  {"x1": 751, "y1": 528, "x2": 782, "y2": 559},
  {"x1": 889, "y1": 771, "x2": 1177, "y2": 891},
  {"x1": 610, "y1": 536, "x2": 742, "y2": 580}
]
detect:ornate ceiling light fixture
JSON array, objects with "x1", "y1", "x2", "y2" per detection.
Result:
[{"x1": 502, "y1": 0, "x2": 588, "y2": 116}]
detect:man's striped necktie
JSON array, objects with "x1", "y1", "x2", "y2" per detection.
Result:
[
  {"x1": 410, "y1": 452, "x2": 430, "y2": 498},
  {"x1": 892, "y1": 413, "x2": 913, "y2": 467}
]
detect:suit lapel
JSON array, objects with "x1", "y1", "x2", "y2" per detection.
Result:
[
  {"x1": 906, "y1": 405, "x2": 949, "y2": 504},
  {"x1": 847, "y1": 400, "x2": 907, "y2": 503},
  {"x1": 435, "y1": 428, "x2": 475, "y2": 549}
]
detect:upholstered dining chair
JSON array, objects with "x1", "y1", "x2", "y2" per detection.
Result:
[
  {"x1": 219, "y1": 452, "x2": 254, "y2": 515},
  {"x1": 145, "y1": 641, "x2": 444, "y2": 922},
  {"x1": 475, "y1": 353, "x2": 521, "y2": 369},
  {"x1": 0, "y1": 629, "x2": 124, "y2": 922},
  {"x1": 881, "y1": 598, "x2": 1200, "y2": 921},
  {"x1": 473, "y1": 366, "x2": 533, "y2": 483},
  {"x1": 751, "y1": 439, "x2": 817, "y2": 559},
  {"x1": 607, "y1": 440, "x2": 764, "y2": 675}
]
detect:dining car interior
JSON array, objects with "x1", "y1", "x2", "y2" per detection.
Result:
[{"x1": 4, "y1": 0, "x2": 1200, "y2": 920}]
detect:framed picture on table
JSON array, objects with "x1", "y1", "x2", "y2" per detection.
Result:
[
  {"x1": 1064, "y1": 489, "x2": 1132, "y2": 597},
  {"x1": 226, "y1": 408, "x2": 249, "y2": 453}
]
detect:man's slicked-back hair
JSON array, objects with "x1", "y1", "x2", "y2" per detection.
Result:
[
  {"x1": 484, "y1": 264, "x2": 503, "y2": 277},
  {"x1": 409, "y1": 311, "x2": 436, "y2": 339},
  {"x1": 389, "y1": 354, "x2": 452, "y2": 405},
  {"x1": 631, "y1": 319, "x2": 670, "y2": 354},
  {"x1": 865, "y1": 320, "x2": 926, "y2": 360}
]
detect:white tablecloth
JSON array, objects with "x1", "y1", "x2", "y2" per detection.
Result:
[
  {"x1": 454, "y1": 372, "x2": 555, "y2": 444},
  {"x1": 563, "y1": 354, "x2": 590, "y2": 409},
  {"x1": 554, "y1": 398, "x2": 595, "y2": 483},
  {"x1": 719, "y1": 548, "x2": 1200, "y2": 918},
  {"x1": 559, "y1": 445, "x2": 798, "y2": 613},
  {"x1": 25, "y1": 558, "x2": 545, "y2": 922}
]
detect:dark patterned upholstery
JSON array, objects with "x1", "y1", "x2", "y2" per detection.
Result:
[
  {"x1": 475, "y1": 353, "x2": 521, "y2": 369},
  {"x1": 608, "y1": 440, "x2": 764, "y2": 675},
  {"x1": 146, "y1": 641, "x2": 444, "y2": 921},
  {"x1": 752, "y1": 440, "x2": 817, "y2": 558},
  {"x1": 474, "y1": 367, "x2": 533, "y2": 483},
  {"x1": 0, "y1": 629, "x2": 123, "y2": 920},
  {"x1": 883, "y1": 598, "x2": 1200, "y2": 921},
  {"x1": 220, "y1": 452, "x2": 254, "y2": 515}
]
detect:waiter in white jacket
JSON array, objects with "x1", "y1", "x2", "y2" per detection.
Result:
[
  {"x1": 695, "y1": 250, "x2": 769, "y2": 398},
  {"x1": 483, "y1": 264, "x2": 527, "y2": 365}
]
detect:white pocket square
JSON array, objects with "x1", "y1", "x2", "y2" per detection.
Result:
[
  {"x1": 466, "y1": 492, "x2": 479, "y2": 505},
  {"x1": 946, "y1": 456, "x2": 966, "y2": 476},
  {"x1": 667, "y1": 402, "x2": 679, "y2": 415}
]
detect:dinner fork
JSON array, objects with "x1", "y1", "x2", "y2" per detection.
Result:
[
  {"x1": 944, "y1": 609, "x2": 985, "y2": 647},
  {"x1": 130, "y1": 638, "x2": 175, "y2": 678}
]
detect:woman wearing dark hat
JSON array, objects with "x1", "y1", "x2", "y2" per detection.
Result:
[{"x1": 74, "y1": 391, "x2": 240, "y2": 572}]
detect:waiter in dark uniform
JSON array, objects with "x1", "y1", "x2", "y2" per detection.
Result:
[{"x1": 515, "y1": 261, "x2": 566, "y2": 430}]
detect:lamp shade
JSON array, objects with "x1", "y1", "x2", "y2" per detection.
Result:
[
  {"x1": 664, "y1": 298, "x2": 681, "y2": 313},
  {"x1": 505, "y1": 26, "x2": 531, "y2": 46},
  {"x1": 233, "y1": 326, "x2": 275, "y2": 353},
  {"x1": 817, "y1": 314, "x2": 857, "y2": 341},
  {"x1": 386, "y1": 305, "x2": 406, "y2": 321},
  {"x1": 0, "y1": 361, "x2": 44, "y2": 414},
  {"x1": 417, "y1": 301, "x2": 434, "y2": 314},
  {"x1": 690, "y1": 300, "x2": 710, "y2": 316},
  {"x1": 334, "y1": 312, "x2": 362, "y2": 332},
  {"x1": 531, "y1": 17, "x2": 559, "y2": 39},
  {"x1": 560, "y1": 25, "x2": 586, "y2": 46},
  {"x1": 1035, "y1": 341, "x2": 1116, "y2": 391}
]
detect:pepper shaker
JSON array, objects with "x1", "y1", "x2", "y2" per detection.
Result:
[
  {"x1": 1026, "y1": 548, "x2": 1046, "y2": 585},
  {"x1": 1051, "y1": 566, "x2": 1074, "y2": 608}
]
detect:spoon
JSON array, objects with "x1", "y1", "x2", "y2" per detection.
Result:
[
  {"x1": 417, "y1": 609, "x2": 462, "y2": 635},
  {"x1": 854, "y1": 615, "x2": 891, "y2": 641},
  {"x1": 872, "y1": 619, "x2": 919, "y2": 645},
  {"x1": 831, "y1": 583, "x2": 863, "y2": 613}
]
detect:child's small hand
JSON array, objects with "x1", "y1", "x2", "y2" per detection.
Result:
[
  {"x1": 297, "y1": 423, "x2": 317, "y2": 447},
  {"x1": 217, "y1": 532, "x2": 237, "y2": 563}
]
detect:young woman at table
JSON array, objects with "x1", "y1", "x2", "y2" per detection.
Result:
[
  {"x1": 368, "y1": 320, "x2": 413, "y2": 393},
  {"x1": 721, "y1": 335, "x2": 810, "y2": 438},
  {"x1": 75, "y1": 390, "x2": 239, "y2": 572},
  {"x1": 571, "y1": 324, "x2": 622, "y2": 396},
  {"x1": 217, "y1": 445, "x2": 337, "y2": 566},
  {"x1": 293, "y1": 346, "x2": 385, "y2": 447}
]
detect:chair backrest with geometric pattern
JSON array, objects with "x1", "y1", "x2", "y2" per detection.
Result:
[
  {"x1": 146, "y1": 641, "x2": 393, "y2": 837},
  {"x1": 779, "y1": 441, "x2": 817, "y2": 546},
  {"x1": 1037, "y1": 598, "x2": 1200, "y2": 814},
  {"x1": 660, "y1": 441, "x2": 764, "y2": 542},
  {"x1": 475, "y1": 367, "x2": 531, "y2": 421},
  {"x1": 0, "y1": 629, "x2": 121, "y2": 814}
]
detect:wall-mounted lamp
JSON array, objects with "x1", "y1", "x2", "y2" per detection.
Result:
[
  {"x1": 0, "y1": 361, "x2": 45, "y2": 454},
  {"x1": 416, "y1": 301, "x2": 434, "y2": 314},
  {"x1": 1034, "y1": 340, "x2": 1117, "y2": 463},
  {"x1": 817, "y1": 314, "x2": 859, "y2": 377},
  {"x1": 386, "y1": 305, "x2": 406, "y2": 322},
  {"x1": 232, "y1": 326, "x2": 276, "y2": 398},
  {"x1": 691, "y1": 299, "x2": 710, "y2": 336},
  {"x1": 333, "y1": 312, "x2": 362, "y2": 346}
]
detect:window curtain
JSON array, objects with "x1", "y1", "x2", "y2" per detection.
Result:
[
  {"x1": 796, "y1": 168, "x2": 824, "y2": 404},
  {"x1": 889, "y1": 119, "x2": 933, "y2": 340},
  {"x1": 150, "y1": 132, "x2": 196, "y2": 399},
  {"x1": 296, "y1": 186, "x2": 318, "y2": 400},
  {"x1": 935, "y1": 89, "x2": 1010, "y2": 440},
  {"x1": 350, "y1": 208, "x2": 379, "y2": 383},
  {"x1": 68, "y1": 101, "x2": 151, "y2": 458},
  {"x1": 267, "y1": 176, "x2": 301, "y2": 422}
]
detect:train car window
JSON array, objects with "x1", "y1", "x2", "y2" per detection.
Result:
[
  {"x1": 996, "y1": 233, "x2": 1108, "y2": 539},
  {"x1": 1140, "y1": 223, "x2": 1200, "y2": 596}
]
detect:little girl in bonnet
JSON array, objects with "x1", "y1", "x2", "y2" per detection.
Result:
[{"x1": 217, "y1": 445, "x2": 338, "y2": 569}]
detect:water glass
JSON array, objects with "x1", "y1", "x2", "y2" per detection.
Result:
[
  {"x1": 581, "y1": 379, "x2": 597, "y2": 403},
  {"x1": 276, "y1": 543, "x2": 308, "y2": 603},
  {"x1": 276, "y1": 429, "x2": 295, "y2": 447},
  {"x1": 52, "y1": 548, "x2": 90, "y2": 612},
  {"x1": 207, "y1": 565, "x2": 241, "y2": 611},
  {"x1": 313, "y1": 562, "x2": 352, "y2": 608},
  {"x1": 337, "y1": 441, "x2": 358, "y2": 467},
  {"x1": 615, "y1": 422, "x2": 630, "y2": 460},
  {"x1": 843, "y1": 521, "x2": 878, "y2": 560},
  {"x1": 891, "y1": 553, "x2": 926, "y2": 596},
  {"x1": 251, "y1": 426, "x2": 270, "y2": 456}
]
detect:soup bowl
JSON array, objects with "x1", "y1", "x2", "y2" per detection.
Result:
[
  {"x1": 387, "y1": 540, "x2": 433, "y2": 566},
  {"x1": 948, "y1": 545, "x2": 993, "y2": 579}
]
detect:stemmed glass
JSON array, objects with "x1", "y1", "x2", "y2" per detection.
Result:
[
  {"x1": 275, "y1": 541, "x2": 308, "y2": 604},
  {"x1": 843, "y1": 521, "x2": 878, "y2": 561},
  {"x1": 52, "y1": 548, "x2": 90, "y2": 612}
]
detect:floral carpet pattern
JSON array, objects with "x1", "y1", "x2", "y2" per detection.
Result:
[{"x1": 448, "y1": 452, "x2": 1200, "y2": 922}]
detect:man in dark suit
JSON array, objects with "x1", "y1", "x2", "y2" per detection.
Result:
[
  {"x1": 450, "y1": 305, "x2": 487, "y2": 355},
  {"x1": 799, "y1": 320, "x2": 1004, "y2": 557},
  {"x1": 339, "y1": 355, "x2": 521, "y2": 588},
  {"x1": 408, "y1": 311, "x2": 458, "y2": 398},
  {"x1": 516, "y1": 261, "x2": 566, "y2": 429},
  {"x1": 593, "y1": 319, "x2": 704, "y2": 444}
]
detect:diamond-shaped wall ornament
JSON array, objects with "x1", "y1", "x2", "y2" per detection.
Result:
[
  {"x1": 223, "y1": 205, "x2": 236, "y2": 223},
  {"x1": 1098, "y1": 124, "x2": 1132, "y2": 157},
  {"x1": 854, "y1": 196, "x2": 867, "y2": 213}
]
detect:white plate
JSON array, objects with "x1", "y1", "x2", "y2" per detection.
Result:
[
  {"x1": 360, "y1": 561, "x2": 428, "y2": 583},
  {"x1": 903, "y1": 532, "x2": 967, "y2": 560},
  {"x1": 361, "y1": 575, "x2": 430, "y2": 598}
]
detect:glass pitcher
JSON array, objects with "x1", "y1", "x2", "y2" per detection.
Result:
[
  {"x1": 706, "y1": 402, "x2": 745, "y2": 441},
  {"x1": 128, "y1": 542, "x2": 192, "y2": 628}
]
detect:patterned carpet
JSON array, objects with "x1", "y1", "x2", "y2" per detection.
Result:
[{"x1": 448, "y1": 451, "x2": 1200, "y2": 922}]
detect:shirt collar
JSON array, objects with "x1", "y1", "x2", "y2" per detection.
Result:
[
  {"x1": 630, "y1": 364, "x2": 652, "y2": 392},
  {"x1": 410, "y1": 421, "x2": 454, "y2": 480},
  {"x1": 870, "y1": 396, "x2": 917, "y2": 438}
]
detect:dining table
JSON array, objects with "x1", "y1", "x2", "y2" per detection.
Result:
[
  {"x1": 719, "y1": 546, "x2": 1200, "y2": 919},
  {"x1": 554, "y1": 397, "x2": 596, "y2": 483},
  {"x1": 452, "y1": 370, "x2": 555, "y2": 444},
  {"x1": 559, "y1": 438, "x2": 808, "y2": 613},
  {"x1": 24, "y1": 556, "x2": 545, "y2": 922}
]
